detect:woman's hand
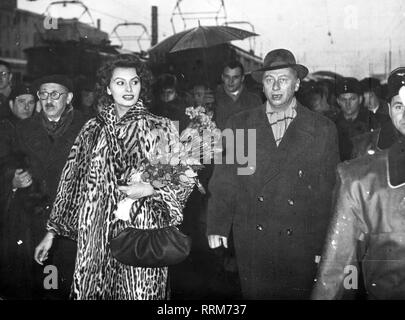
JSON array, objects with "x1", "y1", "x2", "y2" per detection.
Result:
[
  {"x1": 34, "y1": 231, "x2": 55, "y2": 265},
  {"x1": 12, "y1": 169, "x2": 33, "y2": 189},
  {"x1": 118, "y1": 182, "x2": 155, "y2": 200}
]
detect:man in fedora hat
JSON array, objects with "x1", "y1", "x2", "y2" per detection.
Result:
[
  {"x1": 312, "y1": 67, "x2": 405, "y2": 299},
  {"x1": 206, "y1": 48, "x2": 340, "y2": 299}
]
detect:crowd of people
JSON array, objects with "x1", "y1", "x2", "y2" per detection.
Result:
[{"x1": 0, "y1": 47, "x2": 404, "y2": 300}]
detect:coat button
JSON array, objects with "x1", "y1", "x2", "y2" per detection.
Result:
[
  {"x1": 287, "y1": 199, "x2": 294, "y2": 206},
  {"x1": 256, "y1": 224, "x2": 263, "y2": 231},
  {"x1": 257, "y1": 196, "x2": 264, "y2": 202},
  {"x1": 367, "y1": 149, "x2": 375, "y2": 155}
]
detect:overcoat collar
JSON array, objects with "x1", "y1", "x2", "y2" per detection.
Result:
[
  {"x1": 22, "y1": 111, "x2": 83, "y2": 168},
  {"x1": 247, "y1": 102, "x2": 316, "y2": 186}
]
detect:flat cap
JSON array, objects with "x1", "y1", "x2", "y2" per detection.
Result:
[{"x1": 34, "y1": 74, "x2": 74, "y2": 92}]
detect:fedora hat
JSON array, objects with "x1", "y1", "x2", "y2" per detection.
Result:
[{"x1": 251, "y1": 48, "x2": 308, "y2": 82}]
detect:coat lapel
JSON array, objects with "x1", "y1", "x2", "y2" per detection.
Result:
[
  {"x1": 23, "y1": 119, "x2": 51, "y2": 164},
  {"x1": 262, "y1": 103, "x2": 316, "y2": 185},
  {"x1": 246, "y1": 104, "x2": 281, "y2": 186}
]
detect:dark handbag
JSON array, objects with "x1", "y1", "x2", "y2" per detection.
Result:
[{"x1": 109, "y1": 198, "x2": 192, "y2": 267}]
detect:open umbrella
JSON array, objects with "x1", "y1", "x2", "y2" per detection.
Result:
[{"x1": 149, "y1": 25, "x2": 258, "y2": 54}]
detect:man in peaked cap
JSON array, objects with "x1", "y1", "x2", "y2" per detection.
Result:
[
  {"x1": 0, "y1": 74, "x2": 86, "y2": 300},
  {"x1": 334, "y1": 77, "x2": 390, "y2": 161},
  {"x1": 312, "y1": 67, "x2": 405, "y2": 299},
  {"x1": 8, "y1": 83, "x2": 36, "y2": 120},
  {"x1": 0, "y1": 82, "x2": 37, "y2": 299},
  {"x1": 206, "y1": 48, "x2": 340, "y2": 299}
]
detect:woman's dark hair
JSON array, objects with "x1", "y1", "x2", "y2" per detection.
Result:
[{"x1": 95, "y1": 54, "x2": 153, "y2": 109}]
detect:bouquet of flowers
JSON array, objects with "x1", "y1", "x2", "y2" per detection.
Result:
[
  {"x1": 138, "y1": 104, "x2": 222, "y2": 193},
  {"x1": 114, "y1": 104, "x2": 222, "y2": 221}
]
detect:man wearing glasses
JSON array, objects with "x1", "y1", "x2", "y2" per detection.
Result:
[
  {"x1": 0, "y1": 60, "x2": 13, "y2": 120},
  {"x1": 0, "y1": 75, "x2": 86, "y2": 300}
]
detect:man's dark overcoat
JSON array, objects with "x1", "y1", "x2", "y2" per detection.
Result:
[
  {"x1": 0, "y1": 111, "x2": 86, "y2": 299},
  {"x1": 207, "y1": 102, "x2": 340, "y2": 299}
]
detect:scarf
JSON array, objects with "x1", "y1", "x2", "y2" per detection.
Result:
[
  {"x1": 41, "y1": 104, "x2": 74, "y2": 138},
  {"x1": 266, "y1": 98, "x2": 297, "y2": 146}
]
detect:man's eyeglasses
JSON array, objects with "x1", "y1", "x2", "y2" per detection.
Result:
[
  {"x1": 0, "y1": 71, "x2": 10, "y2": 78},
  {"x1": 37, "y1": 91, "x2": 68, "y2": 100}
]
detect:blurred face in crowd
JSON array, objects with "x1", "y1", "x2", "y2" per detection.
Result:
[
  {"x1": 0, "y1": 64, "x2": 12, "y2": 91},
  {"x1": 389, "y1": 94, "x2": 405, "y2": 136},
  {"x1": 262, "y1": 67, "x2": 300, "y2": 111},
  {"x1": 363, "y1": 91, "x2": 379, "y2": 111},
  {"x1": 337, "y1": 93, "x2": 362, "y2": 119},
  {"x1": 193, "y1": 85, "x2": 207, "y2": 106},
  {"x1": 222, "y1": 66, "x2": 244, "y2": 93},
  {"x1": 9, "y1": 94, "x2": 35, "y2": 120},
  {"x1": 160, "y1": 87, "x2": 176, "y2": 103},
  {"x1": 308, "y1": 92, "x2": 323, "y2": 112},
  {"x1": 107, "y1": 67, "x2": 141, "y2": 117},
  {"x1": 309, "y1": 90, "x2": 330, "y2": 113},
  {"x1": 38, "y1": 83, "x2": 73, "y2": 121},
  {"x1": 81, "y1": 90, "x2": 95, "y2": 108}
]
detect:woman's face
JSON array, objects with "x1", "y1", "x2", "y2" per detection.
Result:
[{"x1": 107, "y1": 67, "x2": 141, "y2": 110}]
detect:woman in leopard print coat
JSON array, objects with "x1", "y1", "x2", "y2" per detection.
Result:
[{"x1": 34, "y1": 55, "x2": 195, "y2": 299}]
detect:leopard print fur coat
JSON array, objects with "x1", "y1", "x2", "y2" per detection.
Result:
[{"x1": 47, "y1": 101, "x2": 195, "y2": 300}]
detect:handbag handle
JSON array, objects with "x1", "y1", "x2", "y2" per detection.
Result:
[
  {"x1": 132, "y1": 197, "x2": 147, "y2": 218},
  {"x1": 108, "y1": 197, "x2": 147, "y2": 244}
]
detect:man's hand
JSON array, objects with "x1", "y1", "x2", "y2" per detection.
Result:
[
  {"x1": 118, "y1": 182, "x2": 155, "y2": 200},
  {"x1": 12, "y1": 169, "x2": 33, "y2": 189},
  {"x1": 208, "y1": 235, "x2": 228, "y2": 249},
  {"x1": 34, "y1": 232, "x2": 55, "y2": 265}
]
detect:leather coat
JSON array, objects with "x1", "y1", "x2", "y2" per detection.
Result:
[{"x1": 312, "y1": 147, "x2": 405, "y2": 299}]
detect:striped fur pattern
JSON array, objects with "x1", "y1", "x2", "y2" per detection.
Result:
[{"x1": 47, "y1": 102, "x2": 194, "y2": 300}]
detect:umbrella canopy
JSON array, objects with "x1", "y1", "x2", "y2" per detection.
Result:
[{"x1": 149, "y1": 25, "x2": 258, "y2": 54}]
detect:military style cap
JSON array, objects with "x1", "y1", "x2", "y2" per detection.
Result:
[
  {"x1": 9, "y1": 83, "x2": 35, "y2": 101},
  {"x1": 387, "y1": 67, "x2": 405, "y2": 102},
  {"x1": 335, "y1": 77, "x2": 362, "y2": 96},
  {"x1": 360, "y1": 77, "x2": 381, "y2": 94}
]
